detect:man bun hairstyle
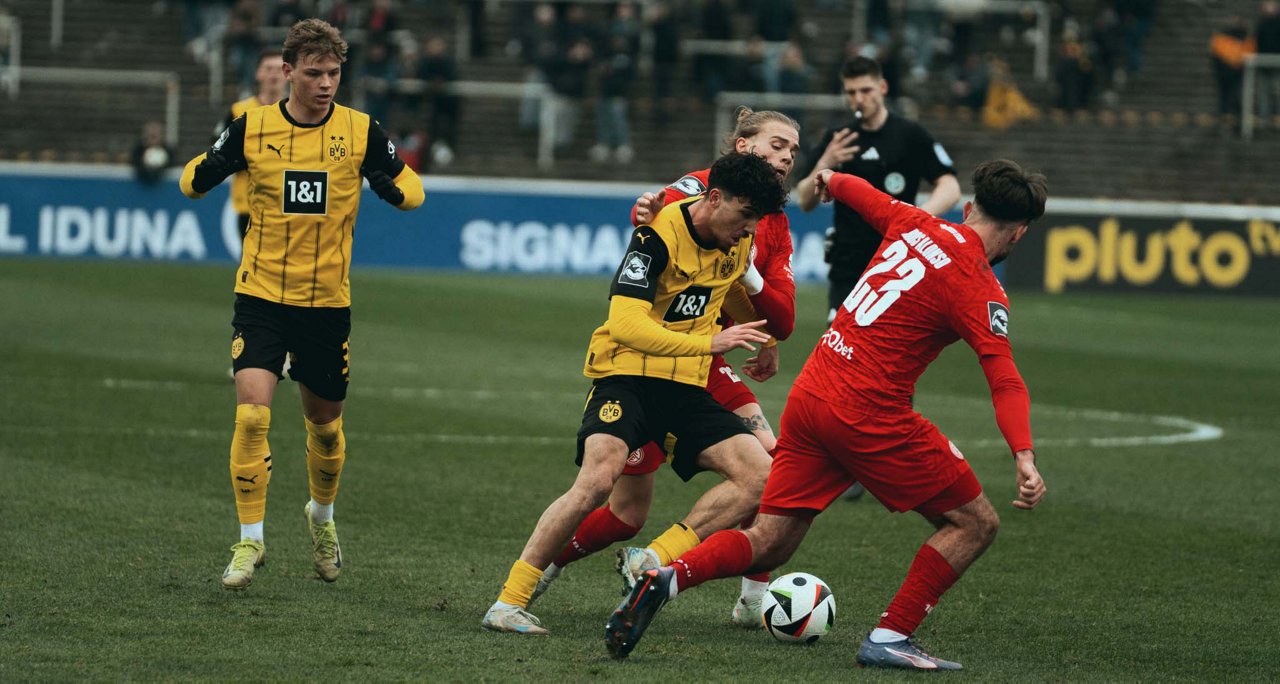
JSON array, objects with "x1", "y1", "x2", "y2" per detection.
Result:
[
  {"x1": 707, "y1": 151, "x2": 788, "y2": 216},
  {"x1": 840, "y1": 55, "x2": 883, "y2": 80},
  {"x1": 283, "y1": 19, "x2": 348, "y2": 65},
  {"x1": 721, "y1": 106, "x2": 800, "y2": 153},
  {"x1": 971, "y1": 159, "x2": 1047, "y2": 227}
]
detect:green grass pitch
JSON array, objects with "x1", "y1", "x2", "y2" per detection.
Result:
[{"x1": 1, "y1": 259, "x2": 1277, "y2": 680}]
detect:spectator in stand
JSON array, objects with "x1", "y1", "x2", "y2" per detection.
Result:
[
  {"x1": 226, "y1": 0, "x2": 263, "y2": 90},
  {"x1": 364, "y1": 0, "x2": 400, "y2": 49},
  {"x1": 517, "y1": 3, "x2": 560, "y2": 131},
  {"x1": 733, "y1": 35, "x2": 770, "y2": 93},
  {"x1": 1088, "y1": 5, "x2": 1125, "y2": 102},
  {"x1": 270, "y1": 0, "x2": 310, "y2": 29},
  {"x1": 648, "y1": 1, "x2": 682, "y2": 125},
  {"x1": 697, "y1": 0, "x2": 735, "y2": 102},
  {"x1": 609, "y1": 1, "x2": 643, "y2": 54},
  {"x1": 361, "y1": 40, "x2": 400, "y2": 125},
  {"x1": 948, "y1": 52, "x2": 991, "y2": 110},
  {"x1": 417, "y1": 35, "x2": 460, "y2": 168},
  {"x1": 0, "y1": 2, "x2": 12, "y2": 67},
  {"x1": 325, "y1": 0, "x2": 362, "y2": 30},
  {"x1": 548, "y1": 36, "x2": 594, "y2": 153},
  {"x1": 592, "y1": 34, "x2": 638, "y2": 164},
  {"x1": 1116, "y1": 0, "x2": 1155, "y2": 75},
  {"x1": 1055, "y1": 30, "x2": 1095, "y2": 112},
  {"x1": 777, "y1": 43, "x2": 813, "y2": 125},
  {"x1": 130, "y1": 121, "x2": 176, "y2": 185},
  {"x1": 1255, "y1": 0, "x2": 1280, "y2": 121},
  {"x1": 755, "y1": 0, "x2": 796, "y2": 42},
  {"x1": 1211, "y1": 15, "x2": 1256, "y2": 118}
]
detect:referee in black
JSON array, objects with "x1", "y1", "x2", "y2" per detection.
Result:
[{"x1": 797, "y1": 56, "x2": 961, "y2": 322}]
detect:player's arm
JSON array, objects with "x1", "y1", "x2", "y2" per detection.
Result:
[
  {"x1": 180, "y1": 115, "x2": 248, "y2": 199},
  {"x1": 954, "y1": 292, "x2": 1046, "y2": 509},
  {"x1": 609, "y1": 229, "x2": 769, "y2": 356},
  {"x1": 920, "y1": 173, "x2": 961, "y2": 217},
  {"x1": 742, "y1": 227, "x2": 796, "y2": 340},
  {"x1": 361, "y1": 119, "x2": 424, "y2": 211},
  {"x1": 816, "y1": 170, "x2": 928, "y2": 236}
]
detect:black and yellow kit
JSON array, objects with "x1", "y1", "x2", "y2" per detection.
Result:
[
  {"x1": 181, "y1": 100, "x2": 424, "y2": 307},
  {"x1": 575, "y1": 197, "x2": 763, "y2": 479},
  {"x1": 222, "y1": 95, "x2": 270, "y2": 216},
  {"x1": 584, "y1": 197, "x2": 758, "y2": 387}
]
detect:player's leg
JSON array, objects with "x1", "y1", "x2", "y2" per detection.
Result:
[
  {"x1": 222, "y1": 296, "x2": 288, "y2": 589},
  {"x1": 607, "y1": 390, "x2": 853, "y2": 657},
  {"x1": 728, "y1": 401, "x2": 776, "y2": 626},
  {"x1": 485, "y1": 433, "x2": 629, "y2": 634},
  {"x1": 533, "y1": 466, "x2": 653, "y2": 607},
  {"x1": 485, "y1": 377, "x2": 648, "y2": 634},
  {"x1": 856, "y1": 434, "x2": 985, "y2": 670},
  {"x1": 290, "y1": 306, "x2": 352, "y2": 583}
]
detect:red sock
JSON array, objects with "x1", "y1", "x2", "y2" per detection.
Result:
[
  {"x1": 553, "y1": 506, "x2": 640, "y2": 568},
  {"x1": 671, "y1": 529, "x2": 753, "y2": 593},
  {"x1": 877, "y1": 543, "x2": 960, "y2": 636}
]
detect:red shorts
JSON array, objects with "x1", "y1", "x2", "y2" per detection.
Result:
[
  {"x1": 622, "y1": 355, "x2": 760, "y2": 475},
  {"x1": 759, "y1": 388, "x2": 980, "y2": 518}
]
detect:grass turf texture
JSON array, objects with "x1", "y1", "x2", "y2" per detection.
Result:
[{"x1": 1, "y1": 259, "x2": 1277, "y2": 680}]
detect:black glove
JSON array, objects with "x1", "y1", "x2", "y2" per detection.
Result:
[
  {"x1": 823, "y1": 226, "x2": 836, "y2": 264},
  {"x1": 366, "y1": 169, "x2": 404, "y2": 206},
  {"x1": 192, "y1": 151, "x2": 244, "y2": 193}
]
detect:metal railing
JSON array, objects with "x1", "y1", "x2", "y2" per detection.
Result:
[
  {"x1": 0, "y1": 66, "x2": 181, "y2": 145},
  {"x1": 1242, "y1": 53, "x2": 1280, "y2": 140},
  {"x1": 381, "y1": 78, "x2": 558, "y2": 169},
  {"x1": 0, "y1": 14, "x2": 20, "y2": 98}
]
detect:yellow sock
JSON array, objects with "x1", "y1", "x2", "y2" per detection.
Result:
[
  {"x1": 230, "y1": 404, "x2": 272, "y2": 524},
  {"x1": 497, "y1": 559, "x2": 543, "y2": 609},
  {"x1": 648, "y1": 523, "x2": 701, "y2": 565},
  {"x1": 305, "y1": 416, "x2": 345, "y2": 505}
]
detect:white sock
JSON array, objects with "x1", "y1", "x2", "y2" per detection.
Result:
[
  {"x1": 869, "y1": 627, "x2": 909, "y2": 643},
  {"x1": 309, "y1": 499, "x2": 333, "y2": 523},
  {"x1": 668, "y1": 571, "x2": 680, "y2": 599},
  {"x1": 240, "y1": 521, "x2": 264, "y2": 542},
  {"x1": 493, "y1": 600, "x2": 520, "y2": 611},
  {"x1": 740, "y1": 576, "x2": 769, "y2": 598},
  {"x1": 544, "y1": 563, "x2": 562, "y2": 579}
]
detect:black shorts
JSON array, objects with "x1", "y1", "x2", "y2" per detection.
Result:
[
  {"x1": 231, "y1": 294, "x2": 351, "y2": 401},
  {"x1": 576, "y1": 375, "x2": 753, "y2": 482}
]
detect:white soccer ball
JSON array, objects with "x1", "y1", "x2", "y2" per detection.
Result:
[{"x1": 761, "y1": 572, "x2": 836, "y2": 644}]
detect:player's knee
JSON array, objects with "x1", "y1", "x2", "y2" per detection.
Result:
[
  {"x1": 747, "y1": 528, "x2": 793, "y2": 571},
  {"x1": 234, "y1": 404, "x2": 271, "y2": 441},
  {"x1": 305, "y1": 416, "x2": 343, "y2": 450},
  {"x1": 975, "y1": 507, "x2": 1000, "y2": 547}
]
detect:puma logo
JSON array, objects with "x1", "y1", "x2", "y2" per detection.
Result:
[
  {"x1": 235, "y1": 475, "x2": 259, "y2": 484},
  {"x1": 266, "y1": 143, "x2": 285, "y2": 157}
]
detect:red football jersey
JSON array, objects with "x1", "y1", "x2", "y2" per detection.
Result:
[
  {"x1": 796, "y1": 174, "x2": 1016, "y2": 412},
  {"x1": 632, "y1": 169, "x2": 797, "y2": 340}
]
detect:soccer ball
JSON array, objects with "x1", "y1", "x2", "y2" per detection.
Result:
[{"x1": 761, "y1": 572, "x2": 836, "y2": 644}]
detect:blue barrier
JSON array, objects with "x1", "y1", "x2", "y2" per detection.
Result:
[{"x1": 0, "y1": 163, "x2": 967, "y2": 284}]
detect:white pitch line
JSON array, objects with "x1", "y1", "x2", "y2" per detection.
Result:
[
  {"x1": 0, "y1": 423, "x2": 567, "y2": 446},
  {"x1": 0, "y1": 377, "x2": 1226, "y2": 450}
]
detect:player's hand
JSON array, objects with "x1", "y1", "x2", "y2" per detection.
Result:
[
  {"x1": 1012, "y1": 450, "x2": 1046, "y2": 510},
  {"x1": 814, "y1": 169, "x2": 837, "y2": 203},
  {"x1": 633, "y1": 192, "x2": 660, "y2": 225},
  {"x1": 711, "y1": 319, "x2": 771, "y2": 354},
  {"x1": 818, "y1": 128, "x2": 860, "y2": 169},
  {"x1": 202, "y1": 150, "x2": 244, "y2": 179},
  {"x1": 741, "y1": 343, "x2": 778, "y2": 382},
  {"x1": 367, "y1": 169, "x2": 405, "y2": 206}
]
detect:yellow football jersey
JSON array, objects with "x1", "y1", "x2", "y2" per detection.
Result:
[
  {"x1": 182, "y1": 100, "x2": 420, "y2": 307},
  {"x1": 225, "y1": 95, "x2": 272, "y2": 214},
  {"x1": 584, "y1": 197, "x2": 754, "y2": 387}
]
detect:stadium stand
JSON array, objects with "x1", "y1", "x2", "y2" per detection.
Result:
[{"x1": 0, "y1": 0, "x2": 1275, "y2": 203}]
